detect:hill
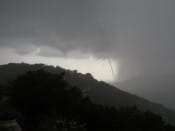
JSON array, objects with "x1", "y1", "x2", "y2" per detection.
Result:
[
  {"x1": 2, "y1": 70, "x2": 174, "y2": 131},
  {"x1": 0, "y1": 63, "x2": 175, "y2": 125},
  {"x1": 117, "y1": 75, "x2": 175, "y2": 109}
]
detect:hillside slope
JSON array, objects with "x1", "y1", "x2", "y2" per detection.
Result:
[
  {"x1": 0, "y1": 63, "x2": 175, "y2": 125},
  {"x1": 117, "y1": 76, "x2": 175, "y2": 109}
]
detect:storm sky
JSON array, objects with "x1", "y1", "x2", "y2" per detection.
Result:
[{"x1": 0, "y1": 0, "x2": 175, "y2": 81}]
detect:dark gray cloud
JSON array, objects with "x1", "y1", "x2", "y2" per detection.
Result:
[{"x1": 1, "y1": 0, "x2": 175, "y2": 81}]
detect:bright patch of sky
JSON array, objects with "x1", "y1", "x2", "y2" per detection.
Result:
[{"x1": 0, "y1": 47, "x2": 119, "y2": 82}]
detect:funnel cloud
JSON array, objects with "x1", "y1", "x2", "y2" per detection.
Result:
[{"x1": 0, "y1": 0, "x2": 175, "y2": 82}]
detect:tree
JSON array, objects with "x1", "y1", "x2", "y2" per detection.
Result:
[{"x1": 9, "y1": 70, "x2": 175, "y2": 131}]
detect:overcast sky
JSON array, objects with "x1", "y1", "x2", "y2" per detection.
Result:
[{"x1": 0, "y1": 0, "x2": 175, "y2": 81}]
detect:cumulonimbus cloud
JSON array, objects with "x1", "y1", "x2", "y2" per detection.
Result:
[{"x1": 1, "y1": 0, "x2": 175, "y2": 80}]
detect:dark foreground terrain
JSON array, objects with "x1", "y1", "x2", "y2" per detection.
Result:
[{"x1": 0, "y1": 63, "x2": 175, "y2": 131}]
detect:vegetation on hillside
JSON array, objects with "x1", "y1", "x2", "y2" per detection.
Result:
[{"x1": 0, "y1": 70, "x2": 174, "y2": 131}]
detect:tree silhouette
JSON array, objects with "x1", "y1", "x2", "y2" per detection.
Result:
[{"x1": 9, "y1": 70, "x2": 175, "y2": 131}]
